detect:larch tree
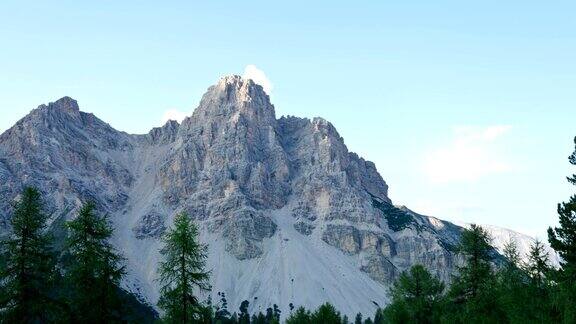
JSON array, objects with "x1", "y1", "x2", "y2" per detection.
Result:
[
  {"x1": 445, "y1": 224, "x2": 505, "y2": 323},
  {"x1": 0, "y1": 187, "x2": 58, "y2": 323},
  {"x1": 382, "y1": 264, "x2": 444, "y2": 324},
  {"x1": 65, "y1": 201, "x2": 126, "y2": 323},
  {"x1": 158, "y1": 212, "x2": 210, "y2": 323}
]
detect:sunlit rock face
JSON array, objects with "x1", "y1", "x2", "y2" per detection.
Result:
[{"x1": 2, "y1": 75, "x2": 539, "y2": 316}]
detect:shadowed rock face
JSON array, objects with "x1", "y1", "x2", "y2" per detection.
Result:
[{"x1": 0, "y1": 75, "x2": 465, "y2": 298}]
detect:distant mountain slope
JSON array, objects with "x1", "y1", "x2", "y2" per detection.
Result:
[
  {"x1": 479, "y1": 224, "x2": 560, "y2": 268},
  {"x1": 0, "y1": 75, "x2": 552, "y2": 317}
]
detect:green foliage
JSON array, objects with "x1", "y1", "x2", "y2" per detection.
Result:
[
  {"x1": 115, "y1": 286, "x2": 159, "y2": 323},
  {"x1": 524, "y1": 239, "x2": 551, "y2": 286},
  {"x1": 0, "y1": 187, "x2": 60, "y2": 323},
  {"x1": 382, "y1": 265, "x2": 444, "y2": 324},
  {"x1": 372, "y1": 199, "x2": 416, "y2": 231},
  {"x1": 238, "y1": 300, "x2": 250, "y2": 324},
  {"x1": 523, "y1": 240, "x2": 557, "y2": 323},
  {"x1": 444, "y1": 224, "x2": 506, "y2": 323},
  {"x1": 158, "y1": 212, "x2": 210, "y2": 323},
  {"x1": 251, "y1": 312, "x2": 267, "y2": 324},
  {"x1": 495, "y1": 239, "x2": 531, "y2": 323},
  {"x1": 547, "y1": 136, "x2": 576, "y2": 323},
  {"x1": 372, "y1": 309, "x2": 384, "y2": 324},
  {"x1": 310, "y1": 303, "x2": 343, "y2": 323},
  {"x1": 286, "y1": 306, "x2": 312, "y2": 324},
  {"x1": 285, "y1": 303, "x2": 345, "y2": 324},
  {"x1": 65, "y1": 201, "x2": 126, "y2": 322}
]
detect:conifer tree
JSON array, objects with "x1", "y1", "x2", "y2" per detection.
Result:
[
  {"x1": 525, "y1": 239, "x2": 551, "y2": 286},
  {"x1": 373, "y1": 309, "x2": 384, "y2": 324},
  {"x1": 65, "y1": 201, "x2": 126, "y2": 323},
  {"x1": 382, "y1": 264, "x2": 444, "y2": 324},
  {"x1": 521, "y1": 239, "x2": 555, "y2": 322},
  {"x1": 445, "y1": 224, "x2": 505, "y2": 323},
  {"x1": 273, "y1": 303, "x2": 281, "y2": 323},
  {"x1": 158, "y1": 212, "x2": 210, "y2": 323},
  {"x1": 310, "y1": 303, "x2": 342, "y2": 323},
  {"x1": 354, "y1": 312, "x2": 362, "y2": 324},
  {"x1": 238, "y1": 300, "x2": 250, "y2": 324},
  {"x1": 198, "y1": 297, "x2": 214, "y2": 324},
  {"x1": 285, "y1": 306, "x2": 312, "y2": 324},
  {"x1": 215, "y1": 291, "x2": 232, "y2": 322},
  {"x1": 252, "y1": 312, "x2": 266, "y2": 324},
  {"x1": 547, "y1": 136, "x2": 576, "y2": 323},
  {"x1": 342, "y1": 314, "x2": 349, "y2": 324},
  {"x1": 0, "y1": 187, "x2": 58, "y2": 323},
  {"x1": 265, "y1": 307, "x2": 274, "y2": 323},
  {"x1": 496, "y1": 238, "x2": 529, "y2": 323}
]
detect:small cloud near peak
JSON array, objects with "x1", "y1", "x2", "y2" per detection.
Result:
[{"x1": 243, "y1": 64, "x2": 273, "y2": 95}]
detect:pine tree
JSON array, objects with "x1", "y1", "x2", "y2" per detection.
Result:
[
  {"x1": 65, "y1": 201, "x2": 126, "y2": 323},
  {"x1": 238, "y1": 300, "x2": 250, "y2": 324},
  {"x1": 285, "y1": 306, "x2": 312, "y2": 324},
  {"x1": 373, "y1": 309, "x2": 384, "y2": 324},
  {"x1": 215, "y1": 291, "x2": 232, "y2": 322},
  {"x1": 310, "y1": 303, "x2": 342, "y2": 323},
  {"x1": 158, "y1": 212, "x2": 210, "y2": 323},
  {"x1": 525, "y1": 239, "x2": 551, "y2": 286},
  {"x1": 547, "y1": 136, "x2": 576, "y2": 323},
  {"x1": 354, "y1": 312, "x2": 363, "y2": 324},
  {"x1": 496, "y1": 238, "x2": 529, "y2": 323},
  {"x1": 445, "y1": 224, "x2": 505, "y2": 323},
  {"x1": 198, "y1": 298, "x2": 214, "y2": 324},
  {"x1": 522, "y1": 239, "x2": 555, "y2": 322},
  {"x1": 273, "y1": 304, "x2": 281, "y2": 323},
  {"x1": 252, "y1": 312, "x2": 266, "y2": 324},
  {"x1": 382, "y1": 264, "x2": 444, "y2": 324},
  {"x1": 342, "y1": 314, "x2": 349, "y2": 324},
  {"x1": 265, "y1": 307, "x2": 274, "y2": 323},
  {"x1": 0, "y1": 187, "x2": 59, "y2": 323}
]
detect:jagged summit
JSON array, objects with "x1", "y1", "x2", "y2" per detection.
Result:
[
  {"x1": 190, "y1": 74, "x2": 275, "y2": 125},
  {"x1": 210, "y1": 74, "x2": 268, "y2": 101},
  {"x1": 216, "y1": 74, "x2": 259, "y2": 90},
  {"x1": 33, "y1": 96, "x2": 80, "y2": 118},
  {"x1": 49, "y1": 96, "x2": 79, "y2": 112}
]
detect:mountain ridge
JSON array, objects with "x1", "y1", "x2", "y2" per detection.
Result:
[{"x1": 0, "y1": 75, "x2": 558, "y2": 317}]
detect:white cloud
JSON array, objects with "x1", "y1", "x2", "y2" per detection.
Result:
[
  {"x1": 422, "y1": 125, "x2": 513, "y2": 183},
  {"x1": 161, "y1": 109, "x2": 188, "y2": 124},
  {"x1": 243, "y1": 64, "x2": 273, "y2": 95}
]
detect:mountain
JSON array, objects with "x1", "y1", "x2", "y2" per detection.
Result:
[
  {"x1": 479, "y1": 224, "x2": 560, "y2": 268},
  {"x1": 0, "y1": 75, "x2": 558, "y2": 317}
]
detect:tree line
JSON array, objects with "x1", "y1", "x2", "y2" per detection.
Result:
[{"x1": 1, "y1": 138, "x2": 575, "y2": 323}]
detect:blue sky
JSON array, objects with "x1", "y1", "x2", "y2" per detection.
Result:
[{"x1": 1, "y1": 1, "x2": 574, "y2": 238}]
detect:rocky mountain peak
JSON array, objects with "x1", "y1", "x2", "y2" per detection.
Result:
[
  {"x1": 147, "y1": 120, "x2": 180, "y2": 144},
  {"x1": 36, "y1": 96, "x2": 81, "y2": 118},
  {"x1": 50, "y1": 96, "x2": 79, "y2": 111},
  {"x1": 190, "y1": 75, "x2": 276, "y2": 126}
]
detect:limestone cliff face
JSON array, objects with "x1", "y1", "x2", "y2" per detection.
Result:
[{"x1": 0, "y1": 75, "x2": 468, "y2": 312}]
